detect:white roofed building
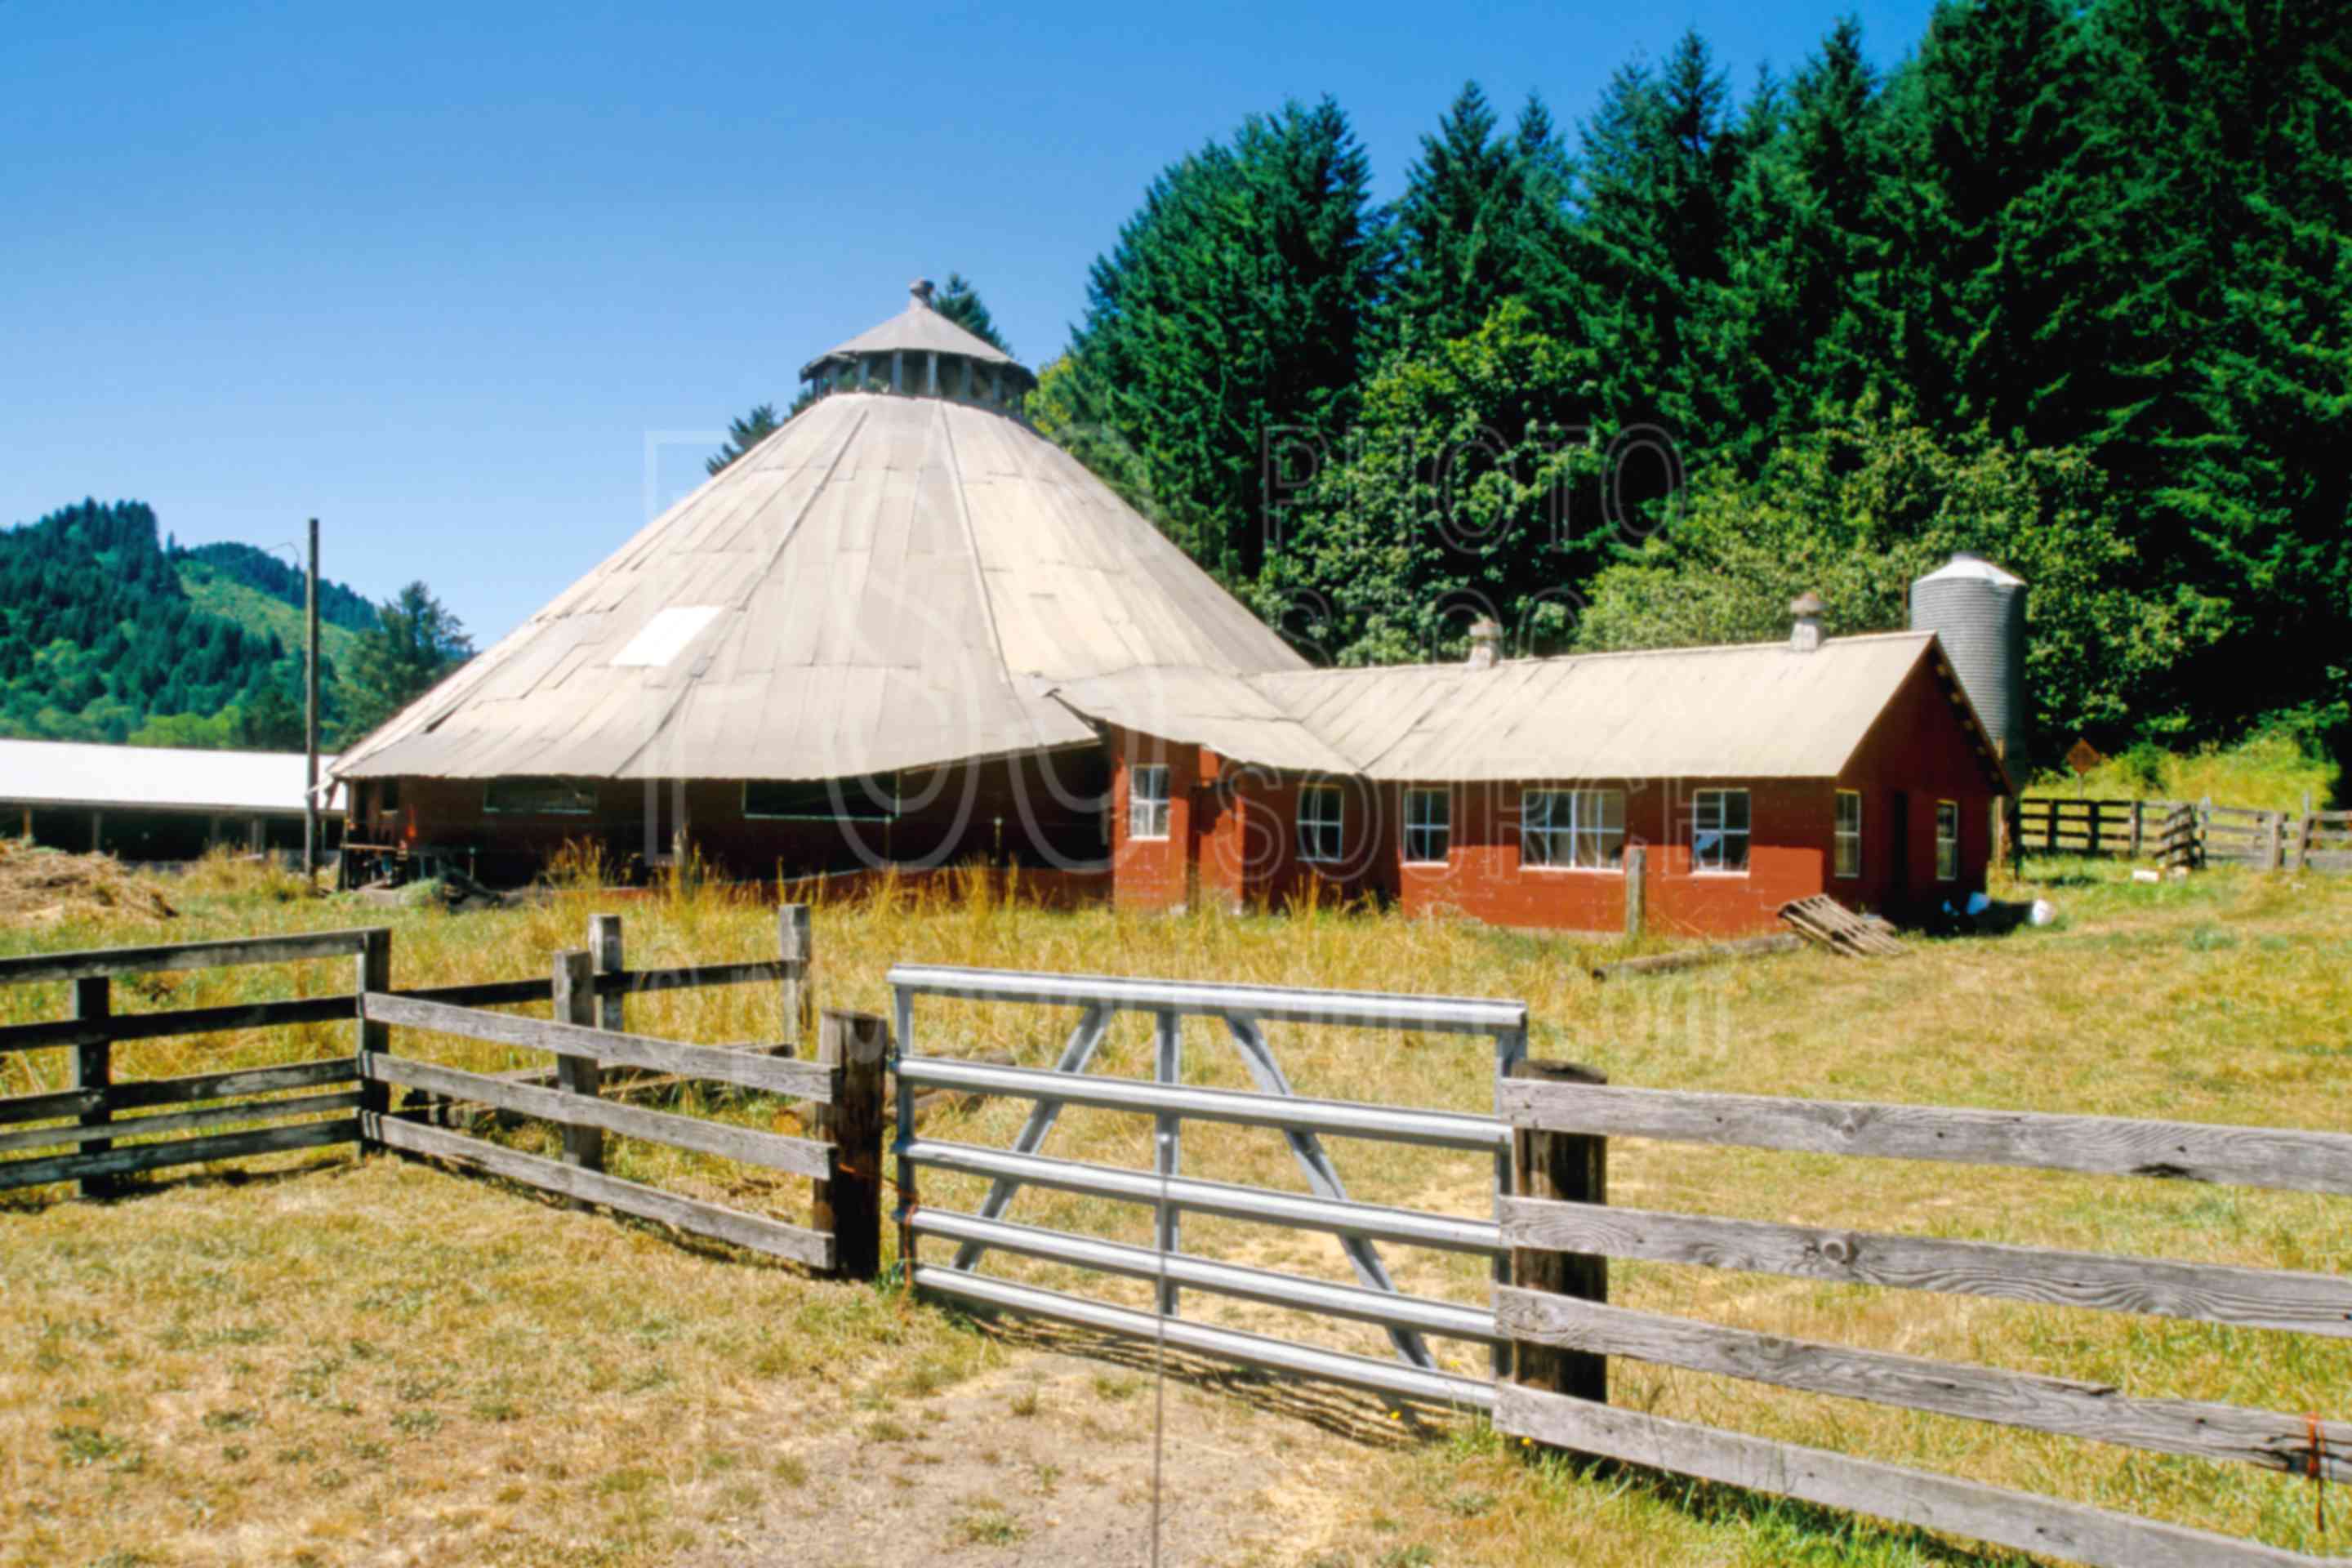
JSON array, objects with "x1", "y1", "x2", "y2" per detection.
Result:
[{"x1": 1, "y1": 738, "x2": 340, "y2": 863}]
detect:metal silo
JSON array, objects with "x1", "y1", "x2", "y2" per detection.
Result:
[{"x1": 1910, "y1": 552, "x2": 2029, "y2": 772}]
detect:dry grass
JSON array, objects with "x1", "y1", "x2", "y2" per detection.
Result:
[
  {"x1": 3, "y1": 852, "x2": 2350, "y2": 1565},
  {"x1": 0, "y1": 838, "x2": 178, "y2": 925}
]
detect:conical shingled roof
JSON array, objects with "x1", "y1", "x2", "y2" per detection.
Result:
[{"x1": 335, "y1": 306, "x2": 1307, "y2": 783}]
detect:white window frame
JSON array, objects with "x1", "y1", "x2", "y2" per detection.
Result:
[
  {"x1": 1834, "y1": 791, "x2": 1863, "y2": 879},
  {"x1": 1521, "y1": 788, "x2": 1624, "y2": 871},
  {"x1": 1298, "y1": 784, "x2": 1345, "y2": 865},
  {"x1": 1128, "y1": 764, "x2": 1171, "y2": 842},
  {"x1": 1402, "y1": 787, "x2": 1451, "y2": 865},
  {"x1": 1936, "y1": 799, "x2": 1960, "y2": 880},
  {"x1": 1692, "y1": 788, "x2": 1751, "y2": 875}
]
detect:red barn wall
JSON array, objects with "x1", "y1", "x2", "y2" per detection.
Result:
[
  {"x1": 1107, "y1": 726, "x2": 1202, "y2": 912},
  {"x1": 1386, "y1": 777, "x2": 1833, "y2": 937},
  {"x1": 1836, "y1": 653, "x2": 2001, "y2": 915}
]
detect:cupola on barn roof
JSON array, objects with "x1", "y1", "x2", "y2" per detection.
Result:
[
  {"x1": 797, "y1": 278, "x2": 1036, "y2": 402},
  {"x1": 333, "y1": 282, "x2": 1303, "y2": 786}
]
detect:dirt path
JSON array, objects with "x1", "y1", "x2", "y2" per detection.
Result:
[{"x1": 687, "y1": 1325, "x2": 1419, "y2": 1568}]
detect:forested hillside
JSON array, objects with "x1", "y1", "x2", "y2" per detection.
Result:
[
  {"x1": 0, "y1": 499, "x2": 380, "y2": 750},
  {"x1": 1039, "y1": 0, "x2": 2350, "y2": 764}
]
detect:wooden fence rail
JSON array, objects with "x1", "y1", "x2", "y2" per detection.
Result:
[
  {"x1": 0, "y1": 907, "x2": 818, "y2": 1205},
  {"x1": 1494, "y1": 1076, "x2": 2352, "y2": 1568},
  {"x1": 355, "y1": 965, "x2": 875, "y2": 1277},
  {"x1": 2017, "y1": 795, "x2": 2352, "y2": 873}
]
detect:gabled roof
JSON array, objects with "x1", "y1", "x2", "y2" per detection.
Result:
[
  {"x1": 335, "y1": 385, "x2": 1307, "y2": 782},
  {"x1": 1046, "y1": 632, "x2": 2011, "y2": 791},
  {"x1": 0, "y1": 737, "x2": 341, "y2": 814}
]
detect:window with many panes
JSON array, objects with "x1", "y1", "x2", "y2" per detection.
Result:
[
  {"x1": 1128, "y1": 765, "x2": 1171, "y2": 841},
  {"x1": 1936, "y1": 800, "x2": 1960, "y2": 880},
  {"x1": 1402, "y1": 788, "x2": 1450, "y2": 864},
  {"x1": 1692, "y1": 788, "x2": 1750, "y2": 873},
  {"x1": 1521, "y1": 788, "x2": 1624, "y2": 870},
  {"x1": 1834, "y1": 791, "x2": 1863, "y2": 878},
  {"x1": 1298, "y1": 784, "x2": 1344, "y2": 863}
]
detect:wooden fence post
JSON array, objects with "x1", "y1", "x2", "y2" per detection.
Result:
[
  {"x1": 552, "y1": 950, "x2": 603, "y2": 1186},
  {"x1": 2265, "y1": 812, "x2": 2283, "y2": 871},
  {"x1": 777, "y1": 904, "x2": 812, "y2": 1054},
  {"x1": 1624, "y1": 845, "x2": 1646, "y2": 940},
  {"x1": 73, "y1": 976, "x2": 113, "y2": 1199},
  {"x1": 356, "y1": 929, "x2": 391, "y2": 1135},
  {"x1": 2130, "y1": 800, "x2": 2145, "y2": 860},
  {"x1": 2086, "y1": 800, "x2": 2103, "y2": 857},
  {"x1": 813, "y1": 1009, "x2": 885, "y2": 1281},
  {"x1": 1509, "y1": 1058, "x2": 1609, "y2": 1405},
  {"x1": 2301, "y1": 813, "x2": 2319, "y2": 875},
  {"x1": 590, "y1": 913, "x2": 625, "y2": 1033}
]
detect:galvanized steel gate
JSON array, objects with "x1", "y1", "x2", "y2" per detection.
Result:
[{"x1": 889, "y1": 964, "x2": 1525, "y2": 1411}]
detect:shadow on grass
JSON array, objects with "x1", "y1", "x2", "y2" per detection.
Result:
[
  {"x1": 947, "y1": 1307, "x2": 2026, "y2": 1564},
  {"x1": 966, "y1": 1312, "x2": 1428, "y2": 1447},
  {"x1": 1532, "y1": 1447, "x2": 2029, "y2": 1566},
  {"x1": 0, "y1": 1145, "x2": 360, "y2": 1214}
]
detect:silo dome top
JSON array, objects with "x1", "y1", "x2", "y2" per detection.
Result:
[{"x1": 1916, "y1": 550, "x2": 2024, "y2": 587}]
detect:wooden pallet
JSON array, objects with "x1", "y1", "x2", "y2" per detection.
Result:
[{"x1": 1779, "y1": 895, "x2": 1907, "y2": 957}]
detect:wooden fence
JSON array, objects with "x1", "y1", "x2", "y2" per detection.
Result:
[
  {"x1": 0, "y1": 908, "x2": 816, "y2": 1206},
  {"x1": 358, "y1": 984, "x2": 879, "y2": 1276},
  {"x1": 1493, "y1": 1075, "x2": 2352, "y2": 1568},
  {"x1": 2016, "y1": 795, "x2": 2352, "y2": 873},
  {"x1": 0, "y1": 929, "x2": 377, "y2": 1196}
]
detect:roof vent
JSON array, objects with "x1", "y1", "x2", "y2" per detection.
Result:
[
  {"x1": 1466, "y1": 617, "x2": 1503, "y2": 670},
  {"x1": 909, "y1": 277, "x2": 936, "y2": 306},
  {"x1": 1790, "y1": 590, "x2": 1825, "y2": 653}
]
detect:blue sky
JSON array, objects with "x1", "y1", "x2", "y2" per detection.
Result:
[{"x1": 1, "y1": 0, "x2": 1937, "y2": 642}]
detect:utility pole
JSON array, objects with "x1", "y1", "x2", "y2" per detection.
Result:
[{"x1": 305, "y1": 517, "x2": 321, "y2": 884}]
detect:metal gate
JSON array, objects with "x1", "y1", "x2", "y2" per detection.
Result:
[{"x1": 889, "y1": 964, "x2": 1525, "y2": 1410}]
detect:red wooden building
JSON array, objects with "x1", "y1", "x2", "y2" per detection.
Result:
[{"x1": 1054, "y1": 610, "x2": 2011, "y2": 938}]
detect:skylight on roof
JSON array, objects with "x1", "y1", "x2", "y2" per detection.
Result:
[{"x1": 612, "y1": 606, "x2": 722, "y2": 669}]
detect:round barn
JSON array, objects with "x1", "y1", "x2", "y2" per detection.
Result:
[{"x1": 334, "y1": 285, "x2": 2012, "y2": 933}]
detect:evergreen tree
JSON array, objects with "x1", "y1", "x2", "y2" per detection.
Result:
[
  {"x1": 1384, "y1": 84, "x2": 1574, "y2": 348},
  {"x1": 1567, "y1": 32, "x2": 1747, "y2": 455},
  {"x1": 706, "y1": 403, "x2": 783, "y2": 476},
  {"x1": 0, "y1": 498, "x2": 370, "y2": 746},
  {"x1": 341, "y1": 582, "x2": 474, "y2": 741},
  {"x1": 1717, "y1": 17, "x2": 1900, "y2": 461},
  {"x1": 1881, "y1": 0, "x2": 2108, "y2": 443},
  {"x1": 931, "y1": 273, "x2": 1012, "y2": 354},
  {"x1": 1041, "y1": 96, "x2": 1384, "y2": 581},
  {"x1": 237, "y1": 680, "x2": 306, "y2": 750}
]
